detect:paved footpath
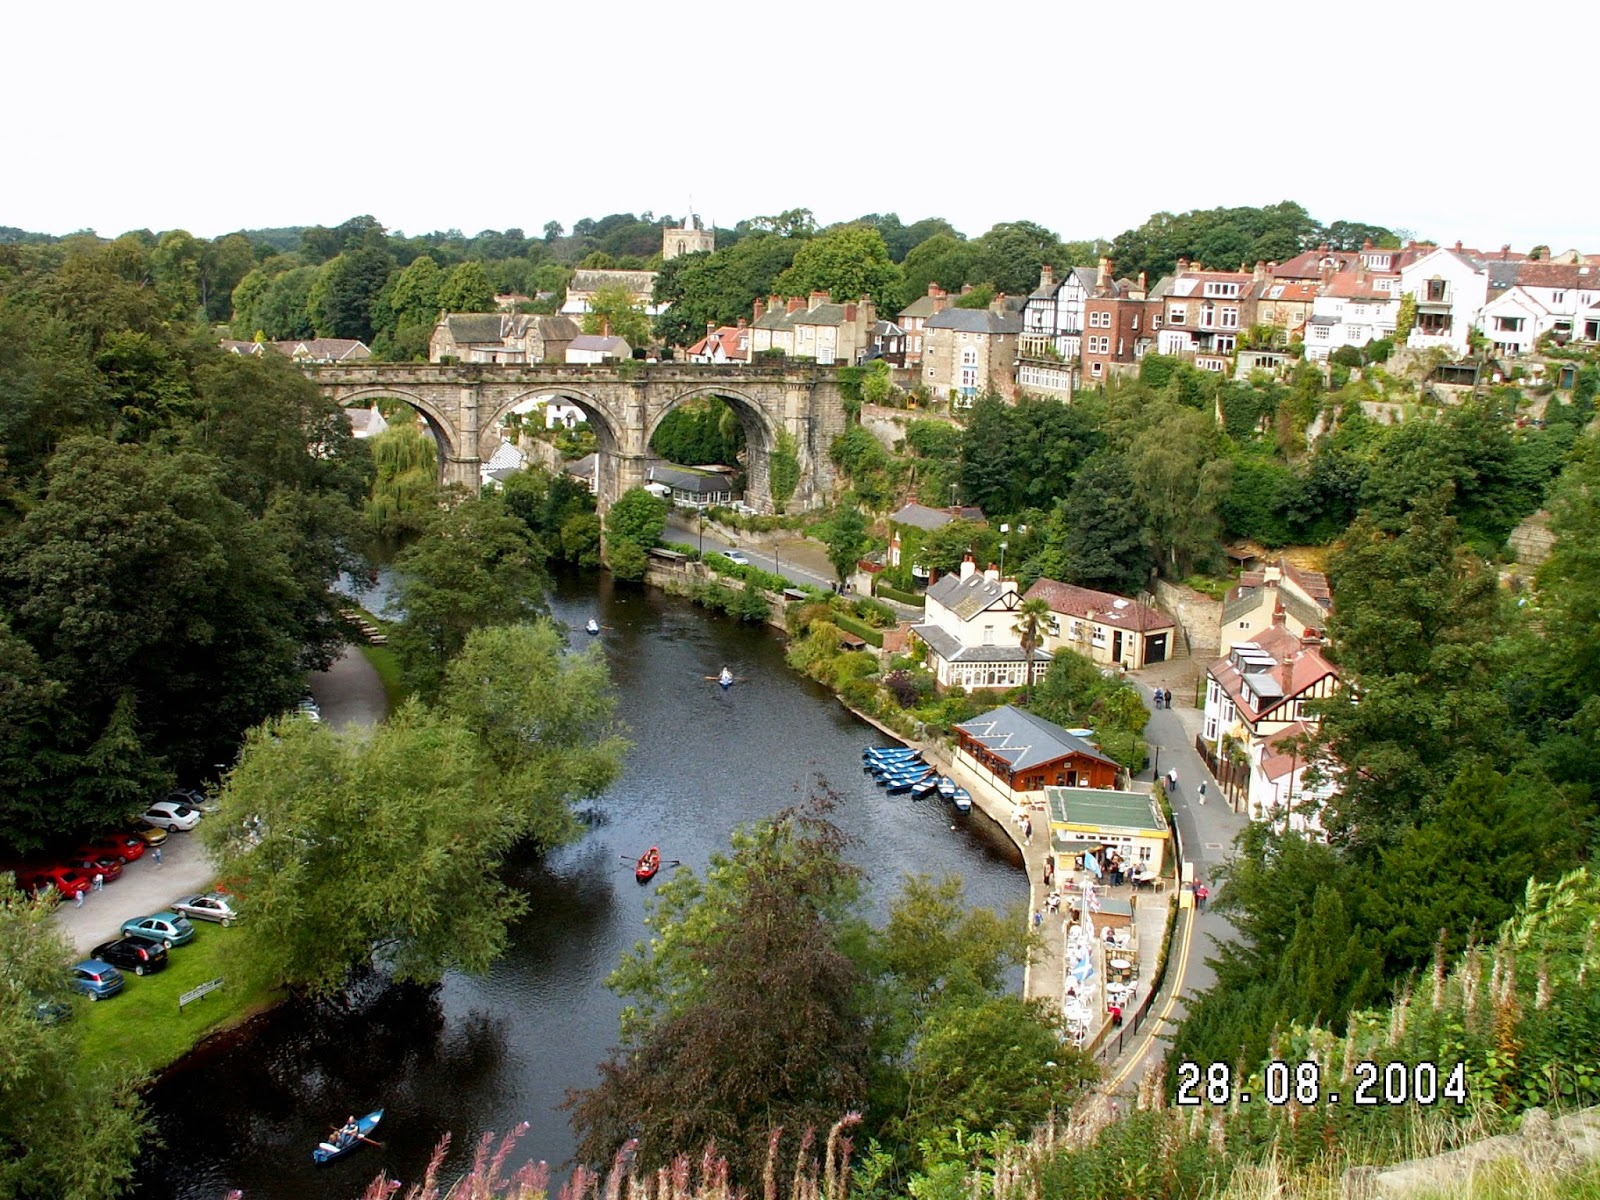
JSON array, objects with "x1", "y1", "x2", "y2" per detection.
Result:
[{"x1": 54, "y1": 645, "x2": 389, "y2": 955}]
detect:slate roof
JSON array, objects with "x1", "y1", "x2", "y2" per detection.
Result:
[
  {"x1": 569, "y1": 334, "x2": 629, "y2": 353},
  {"x1": 924, "y1": 308, "x2": 1022, "y2": 334},
  {"x1": 646, "y1": 464, "x2": 734, "y2": 493},
  {"x1": 568, "y1": 269, "x2": 657, "y2": 294},
  {"x1": 889, "y1": 502, "x2": 985, "y2": 531},
  {"x1": 926, "y1": 570, "x2": 1016, "y2": 621},
  {"x1": 956, "y1": 705, "x2": 1118, "y2": 772},
  {"x1": 1023, "y1": 578, "x2": 1173, "y2": 634},
  {"x1": 899, "y1": 293, "x2": 945, "y2": 319},
  {"x1": 911, "y1": 624, "x2": 1051, "y2": 665}
]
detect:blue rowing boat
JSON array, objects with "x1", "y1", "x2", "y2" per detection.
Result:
[
  {"x1": 910, "y1": 777, "x2": 939, "y2": 801},
  {"x1": 313, "y1": 1108, "x2": 384, "y2": 1165},
  {"x1": 952, "y1": 787, "x2": 972, "y2": 813}
]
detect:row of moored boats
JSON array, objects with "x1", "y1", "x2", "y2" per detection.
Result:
[{"x1": 862, "y1": 746, "x2": 971, "y2": 812}]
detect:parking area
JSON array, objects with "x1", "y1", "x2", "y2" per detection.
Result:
[{"x1": 52, "y1": 828, "x2": 214, "y2": 956}]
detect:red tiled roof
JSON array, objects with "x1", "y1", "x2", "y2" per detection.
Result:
[
  {"x1": 1207, "y1": 625, "x2": 1340, "y2": 725},
  {"x1": 1280, "y1": 559, "x2": 1331, "y2": 604},
  {"x1": 1024, "y1": 578, "x2": 1173, "y2": 634},
  {"x1": 1511, "y1": 262, "x2": 1600, "y2": 289},
  {"x1": 686, "y1": 326, "x2": 749, "y2": 360},
  {"x1": 1260, "y1": 722, "x2": 1320, "y2": 781},
  {"x1": 1320, "y1": 271, "x2": 1399, "y2": 300}
]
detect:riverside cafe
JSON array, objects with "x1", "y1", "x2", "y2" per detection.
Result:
[{"x1": 1045, "y1": 786, "x2": 1171, "y2": 884}]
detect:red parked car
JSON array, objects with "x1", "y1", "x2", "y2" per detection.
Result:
[
  {"x1": 63, "y1": 855, "x2": 123, "y2": 884},
  {"x1": 83, "y1": 833, "x2": 146, "y2": 864},
  {"x1": 18, "y1": 866, "x2": 92, "y2": 899}
]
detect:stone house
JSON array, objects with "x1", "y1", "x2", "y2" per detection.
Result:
[
  {"x1": 1148, "y1": 263, "x2": 1255, "y2": 372},
  {"x1": 909, "y1": 556, "x2": 1050, "y2": 690},
  {"x1": 429, "y1": 312, "x2": 579, "y2": 364},
  {"x1": 221, "y1": 337, "x2": 371, "y2": 364},
  {"x1": 922, "y1": 303, "x2": 1022, "y2": 404},
  {"x1": 1022, "y1": 578, "x2": 1175, "y2": 670},
  {"x1": 747, "y1": 293, "x2": 876, "y2": 365}
]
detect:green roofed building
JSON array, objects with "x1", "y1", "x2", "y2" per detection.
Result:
[{"x1": 1045, "y1": 785, "x2": 1170, "y2": 875}]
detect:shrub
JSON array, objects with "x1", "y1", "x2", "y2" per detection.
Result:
[
  {"x1": 831, "y1": 612, "x2": 884, "y2": 647},
  {"x1": 883, "y1": 669, "x2": 918, "y2": 709},
  {"x1": 851, "y1": 596, "x2": 897, "y2": 628},
  {"x1": 875, "y1": 581, "x2": 924, "y2": 607}
]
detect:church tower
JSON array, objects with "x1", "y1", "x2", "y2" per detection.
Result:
[{"x1": 663, "y1": 212, "x2": 715, "y2": 261}]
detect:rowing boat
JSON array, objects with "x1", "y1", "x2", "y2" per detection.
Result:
[
  {"x1": 312, "y1": 1108, "x2": 383, "y2": 1165},
  {"x1": 636, "y1": 846, "x2": 661, "y2": 883}
]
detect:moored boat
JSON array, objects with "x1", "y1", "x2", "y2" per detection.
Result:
[
  {"x1": 313, "y1": 1109, "x2": 384, "y2": 1165},
  {"x1": 585, "y1": 618, "x2": 600, "y2": 635},
  {"x1": 936, "y1": 776, "x2": 957, "y2": 800},
  {"x1": 886, "y1": 770, "x2": 933, "y2": 795},
  {"x1": 952, "y1": 787, "x2": 973, "y2": 813},
  {"x1": 636, "y1": 846, "x2": 661, "y2": 882},
  {"x1": 910, "y1": 776, "x2": 939, "y2": 801}
]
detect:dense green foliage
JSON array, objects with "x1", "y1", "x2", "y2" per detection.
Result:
[
  {"x1": 0, "y1": 238, "x2": 371, "y2": 851},
  {"x1": 570, "y1": 796, "x2": 1091, "y2": 1189},
  {"x1": 648, "y1": 396, "x2": 745, "y2": 467},
  {"x1": 0, "y1": 881, "x2": 150, "y2": 1200}
]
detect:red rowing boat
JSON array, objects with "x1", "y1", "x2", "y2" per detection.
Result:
[{"x1": 635, "y1": 846, "x2": 661, "y2": 883}]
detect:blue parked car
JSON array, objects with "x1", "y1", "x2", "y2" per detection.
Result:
[
  {"x1": 70, "y1": 959, "x2": 125, "y2": 1001},
  {"x1": 120, "y1": 911, "x2": 196, "y2": 948}
]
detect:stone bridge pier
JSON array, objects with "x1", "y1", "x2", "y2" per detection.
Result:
[{"x1": 308, "y1": 362, "x2": 851, "y2": 513}]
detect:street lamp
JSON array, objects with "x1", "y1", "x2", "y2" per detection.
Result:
[
  {"x1": 774, "y1": 546, "x2": 781, "y2": 579},
  {"x1": 999, "y1": 540, "x2": 1008, "y2": 577}
]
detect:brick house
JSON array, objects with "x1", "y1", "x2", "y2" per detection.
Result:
[
  {"x1": 1080, "y1": 261, "x2": 1153, "y2": 382},
  {"x1": 1148, "y1": 262, "x2": 1255, "y2": 372}
]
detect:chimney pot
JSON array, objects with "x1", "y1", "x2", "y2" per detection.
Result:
[
  {"x1": 960, "y1": 283, "x2": 973, "y2": 296},
  {"x1": 1454, "y1": 240, "x2": 1463, "y2": 253},
  {"x1": 1039, "y1": 263, "x2": 1054, "y2": 288},
  {"x1": 787, "y1": 296, "x2": 805, "y2": 313},
  {"x1": 844, "y1": 302, "x2": 857, "y2": 323},
  {"x1": 959, "y1": 553, "x2": 976, "y2": 581}
]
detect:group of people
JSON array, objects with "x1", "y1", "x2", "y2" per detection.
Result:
[{"x1": 1152, "y1": 687, "x2": 1173, "y2": 709}]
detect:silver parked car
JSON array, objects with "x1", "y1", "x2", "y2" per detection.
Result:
[{"x1": 170, "y1": 892, "x2": 240, "y2": 926}]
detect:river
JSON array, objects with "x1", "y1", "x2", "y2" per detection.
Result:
[{"x1": 135, "y1": 570, "x2": 1024, "y2": 1199}]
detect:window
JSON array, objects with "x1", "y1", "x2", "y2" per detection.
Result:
[
  {"x1": 1495, "y1": 316, "x2": 1524, "y2": 332},
  {"x1": 1168, "y1": 305, "x2": 1186, "y2": 325},
  {"x1": 1313, "y1": 325, "x2": 1330, "y2": 339},
  {"x1": 1553, "y1": 291, "x2": 1566, "y2": 304},
  {"x1": 960, "y1": 347, "x2": 977, "y2": 366},
  {"x1": 1203, "y1": 281, "x2": 1240, "y2": 298},
  {"x1": 982, "y1": 625, "x2": 994, "y2": 645},
  {"x1": 1425, "y1": 279, "x2": 1447, "y2": 303},
  {"x1": 1220, "y1": 306, "x2": 1239, "y2": 328},
  {"x1": 1091, "y1": 361, "x2": 1103, "y2": 376},
  {"x1": 1131, "y1": 314, "x2": 1139, "y2": 329}
]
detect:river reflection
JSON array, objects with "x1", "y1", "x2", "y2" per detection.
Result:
[{"x1": 137, "y1": 571, "x2": 1024, "y2": 1199}]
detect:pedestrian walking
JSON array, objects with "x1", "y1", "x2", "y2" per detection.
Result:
[
  {"x1": 93, "y1": 871, "x2": 104, "y2": 892},
  {"x1": 74, "y1": 887, "x2": 84, "y2": 908},
  {"x1": 1023, "y1": 815, "x2": 1033, "y2": 844},
  {"x1": 1033, "y1": 909, "x2": 1043, "y2": 929},
  {"x1": 1197, "y1": 781, "x2": 1207, "y2": 805},
  {"x1": 153, "y1": 845, "x2": 162, "y2": 867},
  {"x1": 1166, "y1": 768, "x2": 1178, "y2": 792},
  {"x1": 1196, "y1": 882, "x2": 1209, "y2": 911}
]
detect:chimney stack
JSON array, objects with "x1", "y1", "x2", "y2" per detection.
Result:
[
  {"x1": 959, "y1": 552, "x2": 976, "y2": 581},
  {"x1": 844, "y1": 302, "x2": 857, "y2": 323},
  {"x1": 960, "y1": 283, "x2": 974, "y2": 296},
  {"x1": 706, "y1": 321, "x2": 716, "y2": 337},
  {"x1": 752, "y1": 299, "x2": 765, "y2": 320},
  {"x1": 736, "y1": 317, "x2": 746, "y2": 329},
  {"x1": 786, "y1": 296, "x2": 805, "y2": 314},
  {"x1": 1252, "y1": 260, "x2": 1267, "y2": 283},
  {"x1": 989, "y1": 292, "x2": 1007, "y2": 313},
  {"x1": 1038, "y1": 263, "x2": 1054, "y2": 289},
  {"x1": 1096, "y1": 256, "x2": 1111, "y2": 292},
  {"x1": 1454, "y1": 240, "x2": 1463, "y2": 254},
  {"x1": 809, "y1": 290, "x2": 829, "y2": 311},
  {"x1": 1501, "y1": 244, "x2": 1511, "y2": 259},
  {"x1": 931, "y1": 287, "x2": 950, "y2": 314},
  {"x1": 983, "y1": 563, "x2": 1000, "y2": 583}
]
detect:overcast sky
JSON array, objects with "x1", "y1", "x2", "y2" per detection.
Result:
[{"x1": 10, "y1": 1, "x2": 1595, "y2": 252}]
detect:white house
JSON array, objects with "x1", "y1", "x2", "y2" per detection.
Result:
[
  {"x1": 1020, "y1": 263, "x2": 1095, "y2": 361},
  {"x1": 480, "y1": 441, "x2": 525, "y2": 489},
  {"x1": 1476, "y1": 287, "x2": 1548, "y2": 357},
  {"x1": 565, "y1": 334, "x2": 632, "y2": 364},
  {"x1": 909, "y1": 556, "x2": 1051, "y2": 690},
  {"x1": 1302, "y1": 271, "x2": 1401, "y2": 361},
  {"x1": 1476, "y1": 261, "x2": 1600, "y2": 352},
  {"x1": 1247, "y1": 723, "x2": 1336, "y2": 836},
  {"x1": 1220, "y1": 559, "x2": 1333, "y2": 655},
  {"x1": 1400, "y1": 246, "x2": 1489, "y2": 356},
  {"x1": 1022, "y1": 578, "x2": 1175, "y2": 669}
]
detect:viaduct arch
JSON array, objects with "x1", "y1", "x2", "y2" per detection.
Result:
[{"x1": 308, "y1": 363, "x2": 850, "y2": 512}]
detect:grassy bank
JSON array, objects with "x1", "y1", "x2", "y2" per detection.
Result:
[
  {"x1": 76, "y1": 923, "x2": 279, "y2": 1078},
  {"x1": 359, "y1": 642, "x2": 406, "y2": 711}
]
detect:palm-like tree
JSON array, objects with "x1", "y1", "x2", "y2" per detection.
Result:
[{"x1": 1012, "y1": 597, "x2": 1053, "y2": 704}]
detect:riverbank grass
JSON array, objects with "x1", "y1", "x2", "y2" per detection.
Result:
[
  {"x1": 348, "y1": 603, "x2": 407, "y2": 710},
  {"x1": 76, "y1": 924, "x2": 279, "y2": 1077}
]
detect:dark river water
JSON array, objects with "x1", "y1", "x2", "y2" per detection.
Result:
[{"x1": 136, "y1": 571, "x2": 1024, "y2": 1199}]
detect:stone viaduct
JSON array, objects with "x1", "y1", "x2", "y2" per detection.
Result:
[{"x1": 307, "y1": 362, "x2": 850, "y2": 511}]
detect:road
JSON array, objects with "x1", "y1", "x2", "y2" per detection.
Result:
[
  {"x1": 1100, "y1": 658, "x2": 1247, "y2": 1098},
  {"x1": 665, "y1": 513, "x2": 841, "y2": 592},
  {"x1": 54, "y1": 646, "x2": 391, "y2": 956}
]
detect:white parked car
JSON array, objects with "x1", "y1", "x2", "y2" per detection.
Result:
[
  {"x1": 723, "y1": 550, "x2": 750, "y2": 566},
  {"x1": 138, "y1": 801, "x2": 201, "y2": 831}
]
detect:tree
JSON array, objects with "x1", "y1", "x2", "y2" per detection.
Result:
[
  {"x1": 309, "y1": 246, "x2": 395, "y2": 342},
  {"x1": 365, "y1": 419, "x2": 439, "y2": 549},
  {"x1": 569, "y1": 795, "x2": 869, "y2": 1184},
  {"x1": 0, "y1": 879, "x2": 151, "y2": 1200},
  {"x1": 1012, "y1": 597, "x2": 1052, "y2": 704},
  {"x1": 769, "y1": 430, "x2": 801, "y2": 513},
  {"x1": 435, "y1": 260, "x2": 495, "y2": 313},
  {"x1": 390, "y1": 496, "x2": 551, "y2": 698},
  {"x1": 1128, "y1": 405, "x2": 1231, "y2": 578},
  {"x1": 1060, "y1": 453, "x2": 1149, "y2": 594},
  {"x1": 822, "y1": 504, "x2": 869, "y2": 584},
  {"x1": 204, "y1": 708, "x2": 526, "y2": 995},
  {"x1": 901, "y1": 233, "x2": 978, "y2": 299},
  {"x1": 775, "y1": 226, "x2": 903, "y2": 310},
  {"x1": 971, "y1": 221, "x2": 1065, "y2": 296},
  {"x1": 581, "y1": 284, "x2": 651, "y2": 347},
  {"x1": 439, "y1": 622, "x2": 626, "y2": 848},
  {"x1": 606, "y1": 486, "x2": 668, "y2": 551}
]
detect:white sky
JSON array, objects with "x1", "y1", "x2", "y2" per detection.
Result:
[{"x1": 9, "y1": 1, "x2": 1596, "y2": 252}]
